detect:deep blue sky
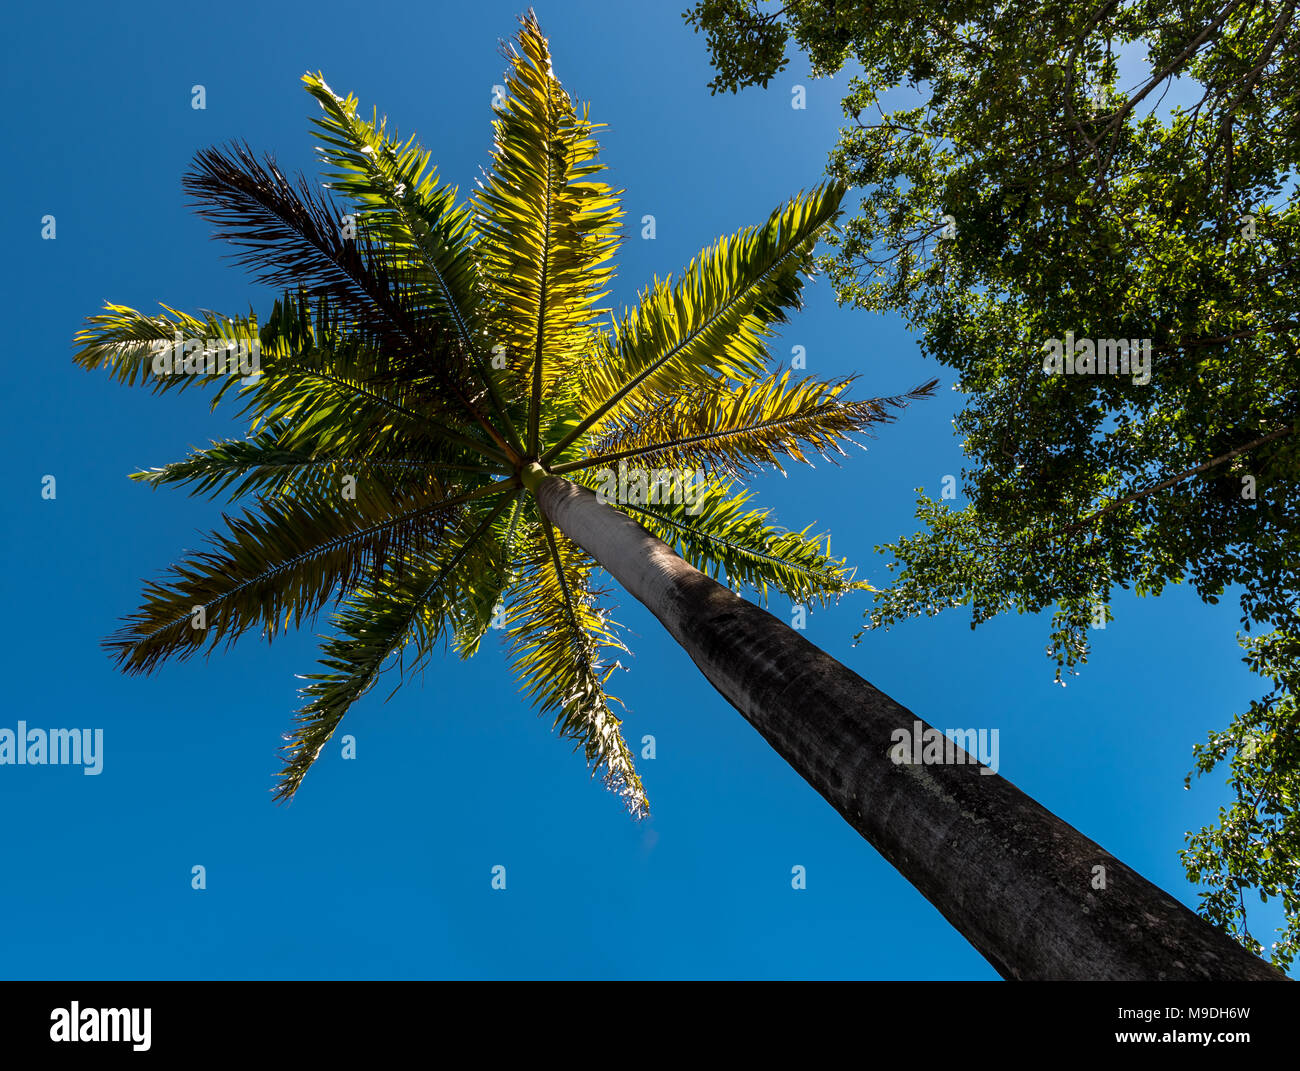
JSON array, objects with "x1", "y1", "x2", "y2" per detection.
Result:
[{"x1": 2, "y1": 0, "x2": 1286, "y2": 979}]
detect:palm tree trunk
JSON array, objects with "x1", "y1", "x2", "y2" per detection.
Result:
[{"x1": 535, "y1": 473, "x2": 1286, "y2": 980}]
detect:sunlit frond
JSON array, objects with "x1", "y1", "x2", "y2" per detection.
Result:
[
  {"x1": 547, "y1": 181, "x2": 846, "y2": 460},
  {"x1": 575, "y1": 474, "x2": 863, "y2": 607},
  {"x1": 474, "y1": 11, "x2": 624, "y2": 452},
  {"x1": 505, "y1": 520, "x2": 646, "y2": 817},
  {"x1": 565, "y1": 373, "x2": 938, "y2": 478}
]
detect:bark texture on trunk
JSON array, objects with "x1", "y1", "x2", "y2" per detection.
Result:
[{"x1": 537, "y1": 474, "x2": 1286, "y2": 981}]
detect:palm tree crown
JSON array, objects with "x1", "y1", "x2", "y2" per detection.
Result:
[{"x1": 74, "y1": 10, "x2": 932, "y2": 818}]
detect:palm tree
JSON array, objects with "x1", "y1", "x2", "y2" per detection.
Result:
[{"x1": 75, "y1": 11, "x2": 1282, "y2": 981}]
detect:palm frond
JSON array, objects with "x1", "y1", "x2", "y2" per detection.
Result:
[
  {"x1": 473, "y1": 10, "x2": 624, "y2": 453},
  {"x1": 452, "y1": 494, "x2": 533, "y2": 658},
  {"x1": 72, "y1": 297, "x2": 504, "y2": 463},
  {"x1": 578, "y1": 474, "x2": 863, "y2": 607},
  {"x1": 130, "y1": 425, "x2": 502, "y2": 502},
  {"x1": 563, "y1": 374, "x2": 939, "y2": 478},
  {"x1": 505, "y1": 518, "x2": 647, "y2": 817},
  {"x1": 242, "y1": 291, "x2": 510, "y2": 463},
  {"x1": 275, "y1": 493, "x2": 521, "y2": 801},
  {"x1": 546, "y1": 181, "x2": 846, "y2": 460},
  {"x1": 302, "y1": 72, "x2": 526, "y2": 453},
  {"x1": 107, "y1": 480, "x2": 511, "y2": 674},
  {"x1": 73, "y1": 302, "x2": 262, "y2": 407},
  {"x1": 184, "y1": 142, "x2": 416, "y2": 351}
]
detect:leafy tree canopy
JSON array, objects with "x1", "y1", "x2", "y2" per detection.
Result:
[{"x1": 685, "y1": 0, "x2": 1300, "y2": 969}]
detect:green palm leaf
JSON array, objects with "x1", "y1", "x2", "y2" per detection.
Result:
[
  {"x1": 565, "y1": 373, "x2": 938, "y2": 478},
  {"x1": 472, "y1": 19, "x2": 623, "y2": 452},
  {"x1": 584, "y1": 474, "x2": 863, "y2": 607},
  {"x1": 505, "y1": 518, "x2": 644, "y2": 815},
  {"x1": 276, "y1": 494, "x2": 520, "y2": 801},
  {"x1": 547, "y1": 181, "x2": 846, "y2": 459}
]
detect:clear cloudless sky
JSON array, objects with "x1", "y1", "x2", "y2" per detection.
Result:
[{"x1": 2, "y1": 0, "x2": 1288, "y2": 979}]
